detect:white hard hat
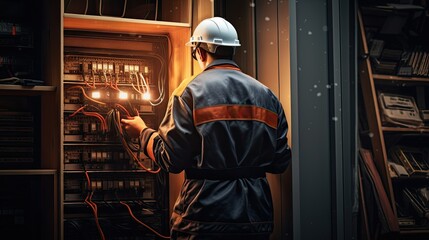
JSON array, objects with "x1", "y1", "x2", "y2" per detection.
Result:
[{"x1": 186, "y1": 17, "x2": 240, "y2": 53}]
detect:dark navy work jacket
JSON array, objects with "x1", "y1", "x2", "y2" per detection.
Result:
[{"x1": 149, "y1": 59, "x2": 292, "y2": 236}]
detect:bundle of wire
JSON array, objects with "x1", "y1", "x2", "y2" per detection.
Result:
[
  {"x1": 107, "y1": 106, "x2": 161, "y2": 174},
  {"x1": 130, "y1": 54, "x2": 167, "y2": 107},
  {"x1": 108, "y1": 106, "x2": 170, "y2": 238}
]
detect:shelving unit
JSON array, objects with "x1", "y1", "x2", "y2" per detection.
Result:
[
  {"x1": 0, "y1": 0, "x2": 61, "y2": 239},
  {"x1": 358, "y1": 1, "x2": 429, "y2": 239}
]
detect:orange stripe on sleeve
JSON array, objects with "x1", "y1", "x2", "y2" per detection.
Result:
[{"x1": 194, "y1": 105, "x2": 278, "y2": 129}]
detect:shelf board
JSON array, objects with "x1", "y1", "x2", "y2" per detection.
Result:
[
  {"x1": 400, "y1": 229, "x2": 429, "y2": 235},
  {"x1": 373, "y1": 74, "x2": 429, "y2": 83},
  {"x1": 0, "y1": 169, "x2": 57, "y2": 176},
  {"x1": 392, "y1": 175, "x2": 429, "y2": 181},
  {"x1": 64, "y1": 169, "x2": 148, "y2": 174},
  {"x1": 63, "y1": 142, "x2": 123, "y2": 146},
  {"x1": 63, "y1": 199, "x2": 156, "y2": 205},
  {"x1": 382, "y1": 126, "x2": 429, "y2": 133},
  {"x1": 0, "y1": 84, "x2": 56, "y2": 93}
]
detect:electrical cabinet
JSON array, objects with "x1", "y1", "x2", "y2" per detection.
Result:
[
  {"x1": 358, "y1": 1, "x2": 429, "y2": 239},
  {"x1": 0, "y1": 0, "x2": 194, "y2": 239},
  {"x1": 62, "y1": 31, "x2": 170, "y2": 239},
  {"x1": 61, "y1": 0, "x2": 193, "y2": 239}
]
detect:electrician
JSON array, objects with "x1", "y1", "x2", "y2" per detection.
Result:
[{"x1": 121, "y1": 17, "x2": 291, "y2": 240}]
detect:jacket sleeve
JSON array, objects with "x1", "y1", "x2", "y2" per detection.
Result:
[
  {"x1": 150, "y1": 91, "x2": 201, "y2": 173},
  {"x1": 266, "y1": 102, "x2": 292, "y2": 174}
]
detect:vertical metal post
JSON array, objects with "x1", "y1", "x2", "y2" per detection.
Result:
[{"x1": 290, "y1": 0, "x2": 357, "y2": 239}]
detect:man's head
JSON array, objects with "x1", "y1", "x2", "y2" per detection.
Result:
[{"x1": 186, "y1": 17, "x2": 240, "y2": 68}]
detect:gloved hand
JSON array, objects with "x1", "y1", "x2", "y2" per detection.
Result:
[{"x1": 121, "y1": 116, "x2": 147, "y2": 138}]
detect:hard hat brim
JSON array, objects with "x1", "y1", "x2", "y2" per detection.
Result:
[{"x1": 185, "y1": 40, "x2": 241, "y2": 47}]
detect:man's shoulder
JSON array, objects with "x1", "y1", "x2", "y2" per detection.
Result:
[{"x1": 172, "y1": 74, "x2": 199, "y2": 97}]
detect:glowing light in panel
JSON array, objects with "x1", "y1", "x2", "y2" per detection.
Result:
[
  {"x1": 119, "y1": 91, "x2": 128, "y2": 100},
  {"x1": 142, "y1": 92, "x2": 151, "y2": 100},
  {"x1": 92, "y1": 91, "x2": 101, "y2": 99}
]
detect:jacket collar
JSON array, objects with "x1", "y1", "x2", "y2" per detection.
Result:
[{"x1": 204, "y1": 59, "x2": 240, "y2": 72}]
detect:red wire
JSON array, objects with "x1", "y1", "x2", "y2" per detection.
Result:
[
  {"x1": 115, "y1": 103, "x2": 131, "y2": 118},
  {"x1": 82, "y1": 110, "x2": 108, "y2": 132},
  {"x1": 120, "y1": 201, "x2": 170, "y2": 239},
  {"x1": 86, "y1": 71, "x2": 96, "y2": 89},
  {"x1": 67, "y1": 105, "x2": 107, "y2": 132},
  {"x1": 115, "y1": 75, "x2": 120, "y2": 90},
  {"x1": 68, "y1": 105, "x2": 86, "y2": 118},
  {"x1": 84, "y1": 171, "x2": 106, "y2": 240},
  {"x1": 111, "y1": 73, "x2": 120, "y2": 91}
]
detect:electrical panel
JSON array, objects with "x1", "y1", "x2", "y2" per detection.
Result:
[{"x1": 63, "y1": 31, "x2": 169, "y2": 239}]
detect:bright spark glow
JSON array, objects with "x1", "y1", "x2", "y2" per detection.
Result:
[
  {"x1": 92, "y1": 91, "x2": 101, "y2": 99},
  {"x1": 142, "y1": 92, "x2": 151, "y2": 100},
  {"x1": 119, "y1": 91, "x2": 128, "y2": 100}
]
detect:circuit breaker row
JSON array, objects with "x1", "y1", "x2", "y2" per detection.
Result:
[
  {"x1": 64, "y1": 146, "x2": 153, "y2": 170},
  {"x1": 64, "y1": 86, "x2": 155, "y2": 113},
  {"x1": 64, "y1": 55, "x2": 153, "y2": 84},
  {"x1": 64, "y1": 176, "x2": 155, "y2": 201},
  {"x1": 64, "y1": 116, "x2": 115, "y2": 142}
]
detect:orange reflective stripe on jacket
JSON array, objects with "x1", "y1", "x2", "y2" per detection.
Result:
[{"x1": 194, "y1": 105, "x2": 278, "y2": 129}]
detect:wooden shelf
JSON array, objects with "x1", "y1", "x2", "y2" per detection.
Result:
[
  {"x1": 382, "y1": 127, "x2": 429, "y2": 133},
  {"x1": 400, "y1": 229, "x2": 429, "y2": 235},
  {"x1": 63, "y1": 142, "x2": 123, "y2": 146},
  {"x1": 0, "y1": 84, "x2": 56, "y2": 93},
  {"x1": 0, "y1": 169, "x2": 57, "y2": 176},
  {"x1": 391, "y1": 175, "x2": 429, "y2": 181},
  {"x1": 373, "y1": 74, "x2": 429, "y2": 83},
  {"x1": 64, "y1": 169, "x2": 148, "y2": 174}
]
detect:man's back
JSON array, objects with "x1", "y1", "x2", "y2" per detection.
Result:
[{"x1": 162, "y1": 59, "x2": 291, "y2": 237}]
